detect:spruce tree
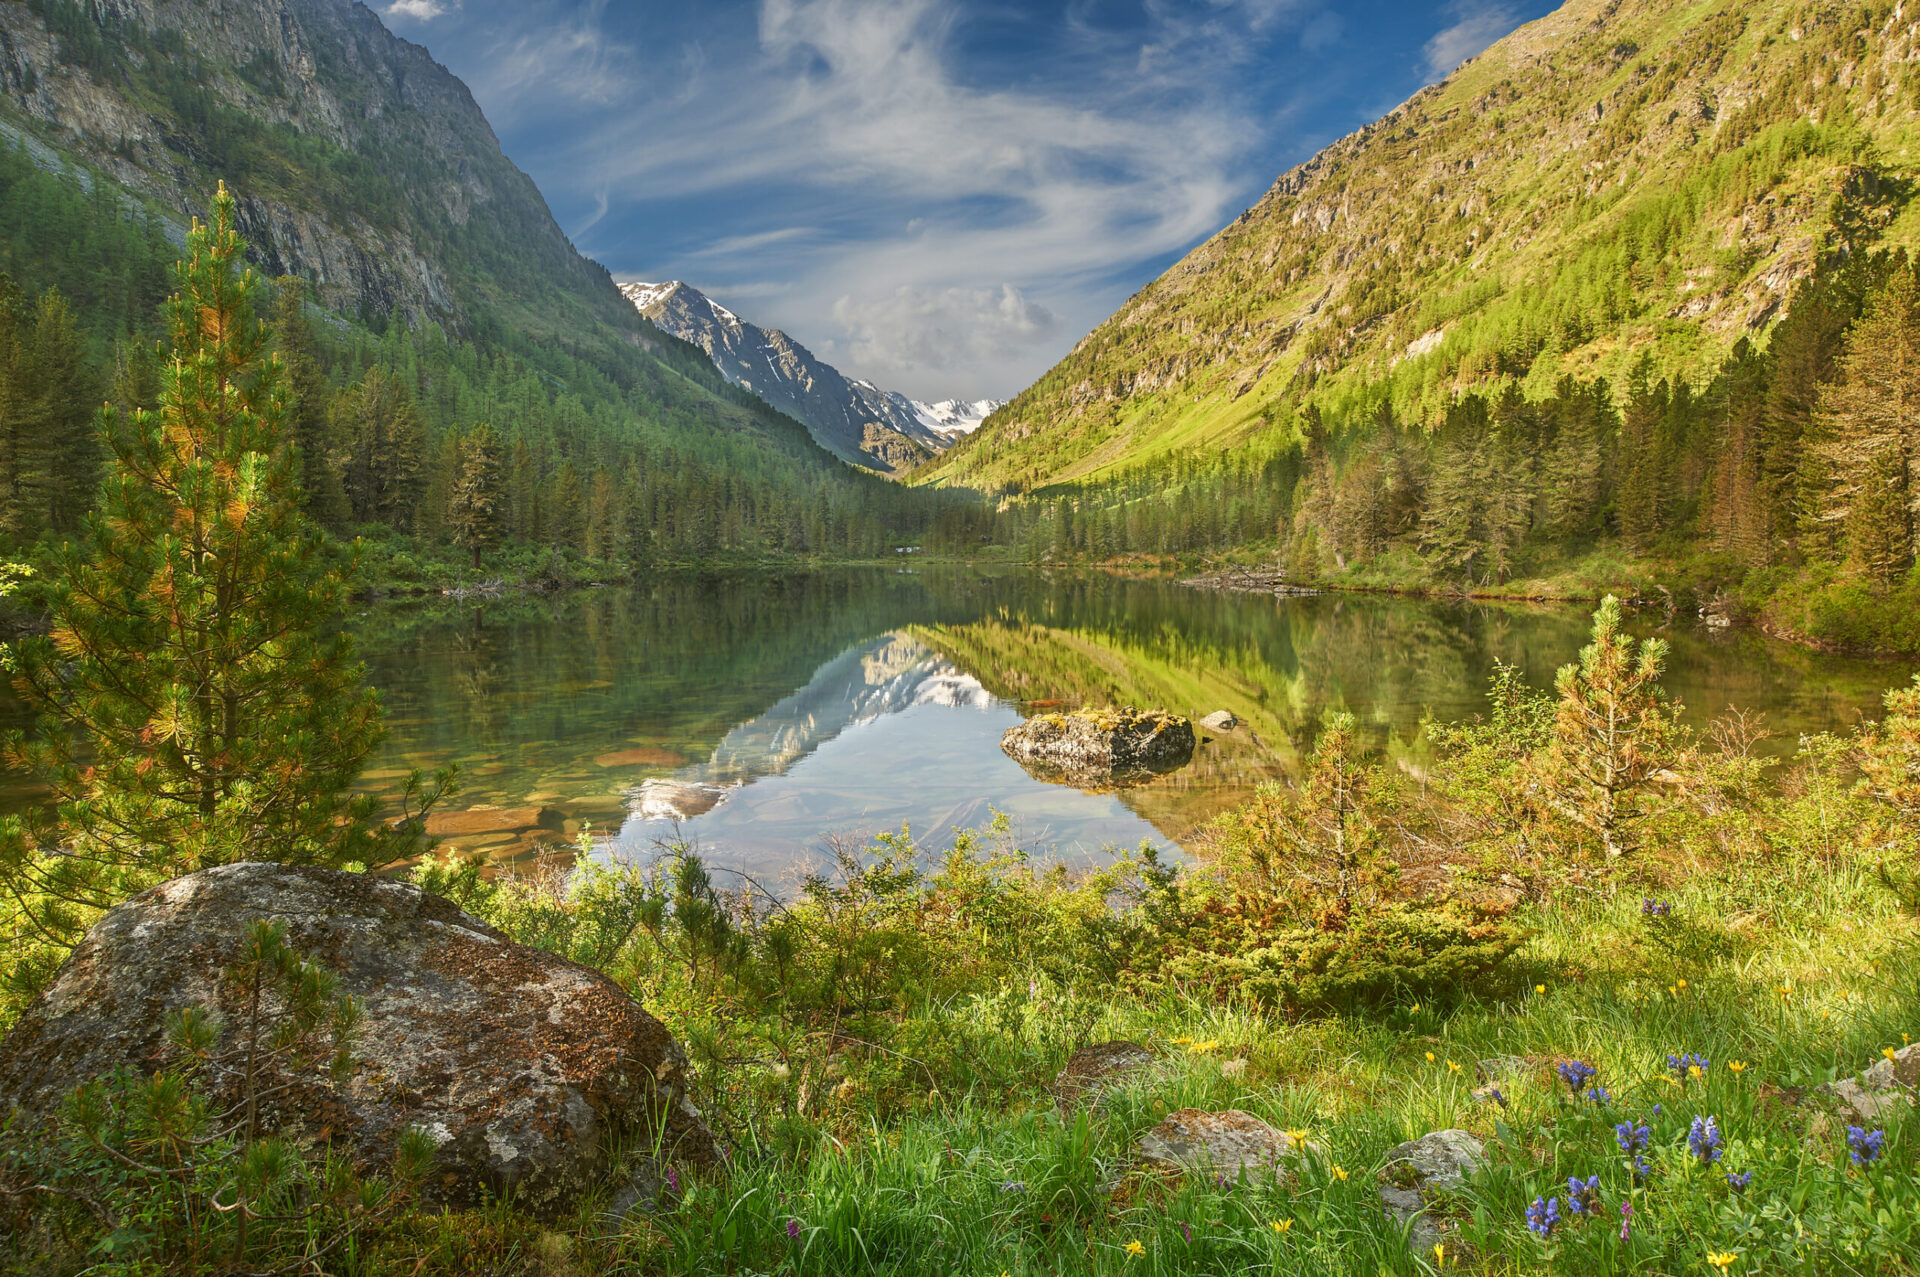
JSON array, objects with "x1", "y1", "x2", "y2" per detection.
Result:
[
  {"x1": 446, "y1": 423, "x2": 503, "y2": 569},
  {"x1": 3, "y1": 186, "x2": 435, "y2": 954},
  {"x1": 270, "y1": 277, "x2": 349, "y2": 531},
  {"x1": 1817, "y1": 264, "x2": 1920, "y2": 581}
]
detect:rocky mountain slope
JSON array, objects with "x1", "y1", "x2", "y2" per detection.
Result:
[
  {"x1": 921, "y1": 0, "x2": 1920, "y2": 492},
  {"x1": 623, "y1": 280, "x2": 993, "y2": 473},
  {"x1": 0, "y1": 0, "x2": 836, "y2": 468}
]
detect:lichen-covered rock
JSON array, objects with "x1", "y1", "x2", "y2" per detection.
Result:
[
  {"x1": 1380, "y1": 1129, "x2": 1486, "y2": 1250},
  {"x1": 1136, "y1": 1108, "x2": 1317, "y2": 1180},
  {"x1": 1001, "y1": 706, "x2": 1195, "y2": 789},
  {"x1": 0, "y1": 863, "x2": 719, "y2": 1218},
  {"x1": 1198, "y1": 710, "x2": 1239, "y2": 733},
  {"x1": 1052, "y1": 1041, "x2": 1157, "y2": 1108},
  {"x1": 1818, "y1": 1044, "x2": 1920, "y2": 1125}
]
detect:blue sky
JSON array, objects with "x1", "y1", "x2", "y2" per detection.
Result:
[{"x1": 381, "y1": 0, "x2": 1558, "y2": 401}]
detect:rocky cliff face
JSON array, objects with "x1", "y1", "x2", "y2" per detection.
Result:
[
  {"x1": 0, "y1": 0, "x2": 646, "y2": 346},
  {"x1": 623, "y1": 280, "x2": 952, "y2": 473}
]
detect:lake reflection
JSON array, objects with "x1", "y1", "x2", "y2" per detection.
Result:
[
  {"x1": 328, "y1": 569, "x2": 1913, "y2": 882},
  {"x1": 5, "y1": 569, "x2": 1902, "y2": 879}
]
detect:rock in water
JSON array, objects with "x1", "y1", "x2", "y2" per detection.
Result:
[
  {"x1": 1000, "y1": 707, "x2": 1195, "y2": 789},
  {"x1": 0, "y1": 863, "x2": 720, "y2": 1218}
]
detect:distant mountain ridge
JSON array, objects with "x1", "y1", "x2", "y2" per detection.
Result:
[{"x1": 622, "y1": 280, "x2": 1001, "y2": 473}]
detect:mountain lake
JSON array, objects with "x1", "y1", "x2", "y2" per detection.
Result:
[{"x1": 3, "y1": 567, "x2": 1911, "y2": 887}]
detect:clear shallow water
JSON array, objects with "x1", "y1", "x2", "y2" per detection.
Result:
[{"x1": 4, "y1": 568, "x2": 1912, "y2": 882}]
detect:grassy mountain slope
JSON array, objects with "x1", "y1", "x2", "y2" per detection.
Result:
[{"x1": 921, "y1": 0, "x2": 1920, "y2": 492}]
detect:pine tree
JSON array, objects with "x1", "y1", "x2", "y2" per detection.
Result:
[
  {"x1": 270, "y1": 277, "x2": 349, "y2": 530},
  {"x1": 446, "y1": 424, "x2": 503, "y2": 569},
  {"x1": 2, "y1": 186, "x2": 438, "y2": 957},
  {"x1": 1816, "y1": 264, "x2": 1920, "y2": 581}
]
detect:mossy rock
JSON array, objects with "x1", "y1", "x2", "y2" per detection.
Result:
[{"x1": 1000, "y1": 705, "x2": 1195, "y2": 790}]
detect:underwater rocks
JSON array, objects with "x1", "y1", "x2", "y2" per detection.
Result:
[
  {"x1": 1000, "y1": 706, "x2": 1195, "y2": 790},
  {"x1": 0, "y1": 863, "x2": 720, "y2": 1219}
]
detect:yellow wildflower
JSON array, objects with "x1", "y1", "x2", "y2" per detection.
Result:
[
  {"x1": 1189, "y1": 1039, "x2": 1220, "y2": 1054},
  {"x1": 1124, "y1": 1239, "x2": 1145, "y2": 1257},
  {"x1": 1171, "y1": 1035, "x2": 1192, "y2": 1045},
  {"x1": 1536, "y1": 984, "x2": 1546, "y2": 994},
  {"x1": 1886, "y1": 1048, "x2": 1900, "y2": 1062},
  {"x1": 1677, "y1": 979, "x2": 1688, "y2": 990},
  {"x1": 1330, "y1": 1165, "x2": 1349, "y2": 1181},
  {"x1": 1435, "y1": 1242, "x2": 1447, "y2": 1267},
  {"x1": 1271, "y1": 1219, "x2": 1292, "y2": 1234},
  {"x1": 1425, "y1": 1051, "x2": 1436, "y2": 1063},
  {"x1": 1447, "y1": 1059, "x2": 1462, "y2": 1074},
  {"x1": 1727, "y1": 1061, "x2": 1747, "y2": 1074},
  {"x1": 1706, "y1": 1251, "x2": 1737, "y2": 1270},
  {"x1": 1284, "y1": 1128, "x2": 1310, "y2": 1149},
  {"x1": 1410, "y1": 1003, "x2": 1421, "y2": 1013},
  {"x1": 1689, "y1": 1064, "x2": 1705, "y2": 1080}
]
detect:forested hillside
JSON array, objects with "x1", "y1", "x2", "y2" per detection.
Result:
[
  {"x1": 0, "y1": 0, "x2": 969, "y2": 572},
  {"x1": 917, "y1": 0, "x2": 1920, "y2": 650}
]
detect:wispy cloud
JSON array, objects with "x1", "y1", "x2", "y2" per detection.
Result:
[
  {"x1": 384, "y1": 0, "x2": 451, "y2": 22},
  {"x1": 1422, "y1": 0, "x2": 1519, "y2": 80}
]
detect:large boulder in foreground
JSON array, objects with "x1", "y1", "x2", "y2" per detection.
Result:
[
  {"x1": 0, "y1": 863, "x2": 719, "y2": 1218},
  {"x1": 1001, "y1": 706, "x2": 1194, "y2": 789}
]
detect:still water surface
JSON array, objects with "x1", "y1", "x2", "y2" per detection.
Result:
[{"x1": 332, "y1": 568, "x2": 1912, "y2": 883}]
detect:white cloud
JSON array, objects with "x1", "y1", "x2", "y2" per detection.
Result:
[
  {"x1": 831, "y1": 285, "x2": 1056, "y2": 376},
  {"x1": 1422, "y1": 1, "x2": 1519, "y2": 80},
  {"x1": 384, "y1": 0, "x2": 450, "y2": 21}
]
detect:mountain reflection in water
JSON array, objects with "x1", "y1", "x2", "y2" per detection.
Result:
[{"x1": 9, "y1": 567, "x2": 1879, "y2": 884}]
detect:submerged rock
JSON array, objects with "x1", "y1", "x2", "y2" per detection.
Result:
[
  {"x1": 1000, "y1": 706, "x2": 1195, "y2": 789},
  {"x1": 632, "y1": 778, "x2": 731, "y2": 821},
  {"x1": 0, "y1": 863, "x2": 720, "y2": 1219}
]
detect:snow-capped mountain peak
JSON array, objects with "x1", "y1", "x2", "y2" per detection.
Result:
[{"x1": 910, "y1": 398, "x2": 1004, "y2": 438}]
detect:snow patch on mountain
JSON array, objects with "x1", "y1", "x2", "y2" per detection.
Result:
[{"x1": 911, "y1": 398, "x2": 1004, "y2": 438}]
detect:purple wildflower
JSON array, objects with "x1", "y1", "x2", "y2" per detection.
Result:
[
  {"x1": 1181, "y1": 1221, "x2": 1193, "y2": 1244},
  {"x1": 1488, "y1": 1085, "x2": 1508, "y2": 1109},
  {"x1": 1631, "y1": 1156, "x2": 1651, "y2": 1185},
  {"x1": 1688, "y1": 1114, "x2": 1724, "y2": 1165},
  {"x1": 786, "y1": 1218, "x2": 802, "y2": 1240},
  {"x1": 1847, "y1": 1127, "x2": 1886, "y2": 1166},
  {"x1": 1526, "y1": 1196, "x2": 1562, "y2": 1240},
  {"x1": 1618, "y1": 1200, "x2": 1633, "y2": 1242},
  {"x1": 1725, "y1": 1170, "x2": 1752, "y2": 1191},
  {"x1": 1002, "y1": 1180, "x2": 1025, "y2": 1193},
  {"x1": 1557, "y1": 1060, "x2": 1598, "y2": 1095},
  {"x1": 666, "y1": 1165, "x2": 680, "y2": 1194},
  {"x1": 1586, "y1": 1085, "x2": 1614, "y2": 1105},
  {"x1": 1615, "y1": 1121, "x2": 1651, "y2": 1153},
  {"x1": 1668, "y1": 1053, "x2": 1710, "y2": 1080},
  {"x1": 1641, "y1": 898, "x2": 1671, "y2": 918},
  {"x1": 1566, "y1": 1175, "x2": 1602, "y2": 1216}
]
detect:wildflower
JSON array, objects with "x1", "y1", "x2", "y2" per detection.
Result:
[
  {"x1": 1677, "y1": 979, "x2": 1688, "y2": 990},
  {"x1": 1330, "y1": 1165, "x2": 1349, "y2": 1181},
  {"x1": 1725, "y1": 1171, "x2": 1752, "y2": 1191},
  {"x1": 1525, "y1": 1196, "x2": 1562, "y2": 1240},
  {"x1": 1587, "y1": 1085, "x2": 1613, "y2": 1105},
  {"x1": 1566, "y1": 1175, "x2": 1602, "y2": 1215},
  {"x1": 1846, "y1": 1126, "x2": 1886, "y2": 1166},
  {"x1": 1124, "y1": 1239, "x2": 1145, "y2": 1257},
  {"x1": 1619, "y1": 1200, "x2": 1633, "y2": 1242},
  {"x1": 1487, "y1": 1085, "x2": 1508, "y2": 1109},
  {"x1": 1426, "y1": 1051, "x2": 1436, "y2": 1063},
  {"x1": 1001, "y1": 1180, "x2": 1025, "y2": 1193},
  {"x1": 1667, "y1": 1053, "x2": 1710, "y2": 1081},
  {"x1": 1886, "y1": 1048, "x2": 1900, "y2": 1063},
  {"x1": 1726, "y1": 1061, "x2": 1747, "y2": 1075},
  {"x1": 1434, "y1": 1241, "x2": 1446, "y2": 1267},
  {"x1": 666, "y1": 1165, "x2": 680, "y2": 1194},
  {"x1": 1557, "y1": 1060, "x2": 1598, "y2": 1095},
  {"x1": 1707, "y1": 1252, "x2": 1737, "y2": 1270},
  {"x1": 1447, "y1": 1059, "x2": 1462, "y2": 1074},
  {"x1": 1642, "y1": 898, "x2": 1672, "y2": 918},
  {"x1": 1410, "y1": 1003, "x2": 1421, "y2": 1013},
  {"x1": 1615, "y1": 1121, "x2": 1651, "y2": 1152},
  {"x1": 1688, "y1": 1114, "x2": 1724, "y2": 1165},
  {"x1": 1271, "y1": 1219, "x2": 1292, "y2": 1235},
  {"x1": 1171, "y1": 1035, "x2": 1192, "y2": 1045},
  {"x1": 1631, "y1": 1156, "x2": 1651, "y2": 1185},
  {"x1": 1652, "y1": 1104, "x2": 1663, "y2": 1116},
  {"x1": 1536, "y1": 984, "x2": 1547, "y2": 994},
  {"x1": 1189, "y1": 1040, "x2": 1220, "y2": 1054},
  {"x1": 786, "y1": 1218, "x2": 802, "y2": 1240},
  {"x1": 1284, "y1": 1128, "x2": 1310, "y2": 1149},
  {"x1": 1181, "y1": 1221, "x2": 1192, "y2": 1244}
]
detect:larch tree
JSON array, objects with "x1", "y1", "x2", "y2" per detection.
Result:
[
  {"x1": 1816, "y1": 263, "x2": 1920, "y2": 583},
  {"x1": 2, "y1": 186, "x2": 443, "y2": 968},
  {"x1": 446, "y1": 423, "x2": 503, "y2": 569}
]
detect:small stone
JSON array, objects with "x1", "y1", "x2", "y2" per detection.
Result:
[
  {"x1": 1136, "y1": 1108, "x2": 1316, "y2": 1180},
  {"x1": 1817, "y1": 1045, "x2": 1920, "y2": 1125},
  {"x1": 1198, "y1": 710, "x2": 1238, "y2": 732},
  {"x1": 1383, "y1": 1129, "x2": 1486, "y2": 1193}
]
